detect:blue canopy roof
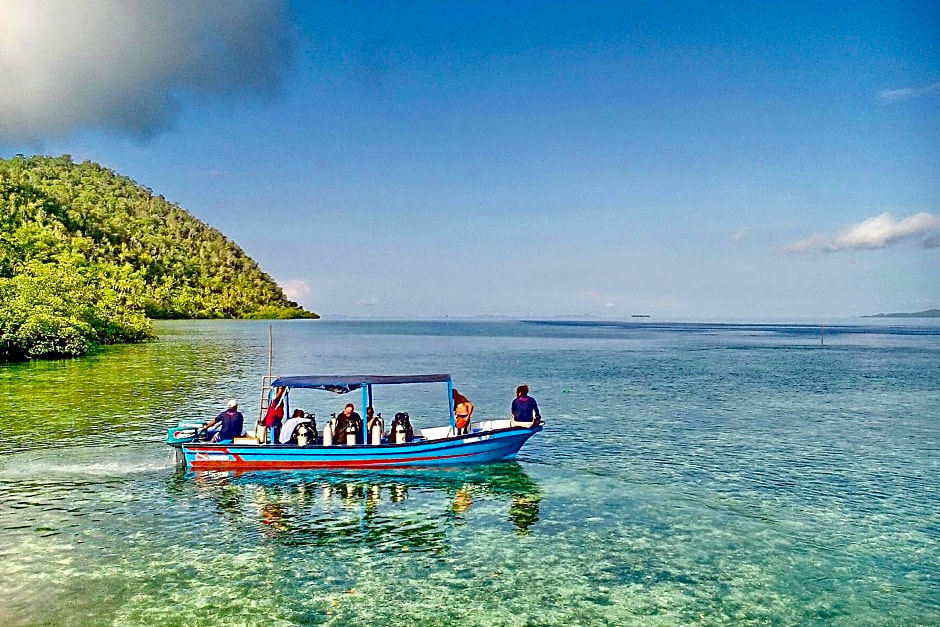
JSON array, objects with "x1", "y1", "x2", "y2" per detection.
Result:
[{"x1": 271, "y1": 374, "x2": 452, "y2": 394}]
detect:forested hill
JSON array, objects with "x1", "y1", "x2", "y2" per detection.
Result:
[{"x1": 0, "y1": 154, "x2": 317, "y2": 361}]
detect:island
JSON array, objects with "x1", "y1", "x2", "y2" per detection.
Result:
[
  {"x1": 862, "y1": 309, "x2": 940, "y2": 318},
  {"x1": 0, "y1": 154, "x2": 317, "y2": 361}
]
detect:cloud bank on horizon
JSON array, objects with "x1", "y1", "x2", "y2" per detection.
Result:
[
  {"x1": 787, "y1": 212, "x2": 940, "y2": 253},
  {"x1": 0, "y1": 0, "x2": 291, "y2": 143}
]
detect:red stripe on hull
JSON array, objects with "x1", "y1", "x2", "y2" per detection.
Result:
[
  {"x1": 186, "y1": 448, "x2": 499, "y2": 471},
  {"x1": 188, "y1": 452, "x2": 487, "y2": 471}
]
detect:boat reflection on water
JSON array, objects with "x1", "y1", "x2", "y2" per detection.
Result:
[{"x1": 169, "y1": 462, "x2": 541, "y2": 551}]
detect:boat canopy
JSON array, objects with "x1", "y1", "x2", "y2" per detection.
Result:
[{"x1": 271, "y1": 374, "x2": 452, "y2": 394}]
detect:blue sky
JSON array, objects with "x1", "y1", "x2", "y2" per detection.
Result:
[{"x1": 1, "y1": 1, "x2": 938, "y2": 319}]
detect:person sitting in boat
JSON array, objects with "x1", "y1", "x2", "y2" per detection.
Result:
[
  {"x1": 452, "y1": 389, "x2": 474, "y2": 435},
  {"x1": 334, "y1": 403, "x2": 363, "y2": 445},
  {"x1": 204, "y1": 399, "x2": 245, "y2": 443},
  {"x1": 510, "y1": 385, "x2": 541, "y2": 427},
  {"x1": 279, "y1": 408, "x2": 312, "y2": 444}
]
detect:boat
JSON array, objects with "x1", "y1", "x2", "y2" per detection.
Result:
[{"x1": 166, "y1": 373, "x2": 542, "y2": 471}]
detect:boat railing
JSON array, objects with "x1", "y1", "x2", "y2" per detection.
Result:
[
  {"x1": 420, "y1": 419, "x2": 513, "y2": 441},
  {"x1": 475, "y1": 419, "x2": 512, "y2": 432}
]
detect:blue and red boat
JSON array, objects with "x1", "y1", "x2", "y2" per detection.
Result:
[{"x1": 167, "y1": 373, "x2": 542, "y2": 471}]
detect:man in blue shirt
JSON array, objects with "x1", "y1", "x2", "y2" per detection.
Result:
[
  {"x1": 511, "y1": 385, "x2": 541, "y2": 427},
  {"x1": 204, "y1": 399, "x2": 245, "y2": 443}
]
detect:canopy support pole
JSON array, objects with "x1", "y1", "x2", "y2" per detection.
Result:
[
  {"x1": 447, "y1": 380, "x2": 455, "y2": 430},
  {"x1": 361, "y1": 385, "x2": 370, "y2": 444}
]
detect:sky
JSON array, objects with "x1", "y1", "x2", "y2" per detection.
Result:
[{"x1": 1, "y1": 0, "x2": 938, "y2": 319}]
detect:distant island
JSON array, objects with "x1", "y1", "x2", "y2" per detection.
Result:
[
  {"x1": 862, "y1": 309, "x2": 940, "y2": 318},
  {"x1": 0, "y1": 155, "x2": 317, "y2": 361}
]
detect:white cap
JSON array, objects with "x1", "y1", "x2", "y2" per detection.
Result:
[{"x1": 227, "y1": 399, "x2": 238, "y2": 409}]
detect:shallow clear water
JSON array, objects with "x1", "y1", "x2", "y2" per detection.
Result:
[{"x1": 1, "y1": 319, "x2": 938, "y2": 625}]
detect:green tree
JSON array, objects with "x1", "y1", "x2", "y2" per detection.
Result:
[{"x1": 0, "y1": 155, "x2": 317, "y2": 361}]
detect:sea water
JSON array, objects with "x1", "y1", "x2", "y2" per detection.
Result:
[{"x1": 0, "y1": 319, "x2": 937, "y2": 625}]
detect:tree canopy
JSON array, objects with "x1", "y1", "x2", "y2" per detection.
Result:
[{"x1": 0, "y1": 155, "x2": 317, "y2": 360}]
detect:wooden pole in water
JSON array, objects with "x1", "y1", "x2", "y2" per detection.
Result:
[
  {"x1": 265, "y1": 325, "x2": 274, "y2": 443},
  {"x1": 821, "y1": 323, "x2": 825, "y2": 346}
]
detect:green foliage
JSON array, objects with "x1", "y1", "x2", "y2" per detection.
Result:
[
  {"x1": 0, "y1": 155, "x2": 317, "y2": 360},
  {"x1": 242, "y1": 305, "x2": 320, "y2": 320},
  {"x1": 0, "y1": 253, "x2": 154, "y2": 359}
]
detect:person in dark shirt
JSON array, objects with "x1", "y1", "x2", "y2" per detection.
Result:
[
  {"x1": 510, "y1": 385, "x2": 541, "y2": 427},
  {"x1": 204, "y1": 399, "x2": 245, "y2": 443},
  {"x1": 335, "y1": 403, "x2": 363, "y2": 444}
]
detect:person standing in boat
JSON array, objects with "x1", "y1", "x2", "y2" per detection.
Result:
[
  {"x1": 511, "y1": 385, "x2": 541, "y2": 427},
  {"x1": 452, "y1": 389, "x2": 474, "y2": 435},
  {"x1": 204, "y1": 399, "x2": 245, "y2": 443}
]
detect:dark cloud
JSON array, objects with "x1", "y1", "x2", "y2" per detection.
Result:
[{"x1": 0, "y1": 0, "x2": 292, "y2": 143}]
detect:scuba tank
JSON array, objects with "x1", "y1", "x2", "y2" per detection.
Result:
[
  {"x1": 369, "y1": 415, "x2": 384, "y2": 445},
  {"x1": 390, "y1": 412, "x2": 412, "y2": 444},
  {"x1": 323, "y1": 415, "x2": 335, "y2": 446},
  {"x1": 296, "y1": 422, "x2": 311, "y2": 447},
  {"x1": 345, "y1": 419, "x2": 358, "y2": 445}
]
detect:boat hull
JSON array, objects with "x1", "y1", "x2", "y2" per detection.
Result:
[{"x1": 179, "y1": 425, "x2": 541, "y2": 471}]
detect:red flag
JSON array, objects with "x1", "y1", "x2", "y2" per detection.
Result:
[{"x1": 264, "y1": 386, "x2": 286, "y2": 427}]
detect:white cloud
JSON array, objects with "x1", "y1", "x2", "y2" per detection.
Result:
[
  {"x1": 878, "y1": 80, "x2": 940, "y2": 102},
  {"x1": 281, "y1": 279, "x2": 311, "y2": 302},
  {"x1": 787, "y1": 212, "x2": 940, "y2": 253},
  {"x1": 355, "y1": 298, "x2": 379, "y2": 307},
  {"x1": 0, "y1": 0, "x2": 291, "y2": 143}
]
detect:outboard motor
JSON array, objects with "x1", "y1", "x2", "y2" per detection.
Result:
[
  {"x1": 369, "y1": 414, "x2": 385, "y2": 445},
  {"x1": 389, "y1": 412, "x2": 414, "y2": 444}
]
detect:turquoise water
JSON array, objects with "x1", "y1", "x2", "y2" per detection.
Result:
[{"x1": 0, "y1": 319, "x2": 938, "y2": 625}]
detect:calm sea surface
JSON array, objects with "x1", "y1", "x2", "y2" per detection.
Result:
[{"x1": 0, "y1": 319, "x2": 938, "y2": 625}]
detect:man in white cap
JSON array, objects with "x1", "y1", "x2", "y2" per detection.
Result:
[{"x1": 203, "y1": 399, "x2": 245, "y2": 443}]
